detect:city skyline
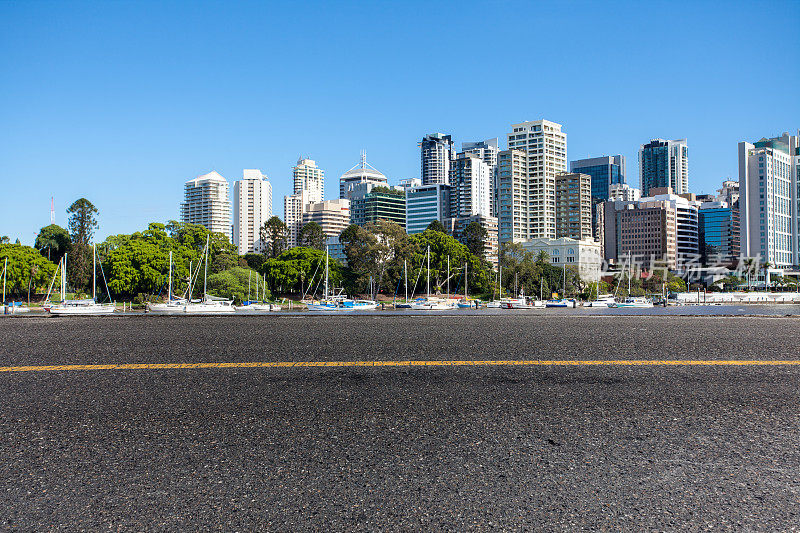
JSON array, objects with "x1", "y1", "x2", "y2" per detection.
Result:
[{"x1": 2, "y1": 1, "x2": 799, "y2": 244}]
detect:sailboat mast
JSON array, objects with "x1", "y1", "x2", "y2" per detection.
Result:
[
  {"x1": 447, "y1": 255, "x2": 449, "y2": 297},
  {"x1": 92, "y1": 243, "x2": 96, "y2": 301},
  {"x1": 203, "y1": 235, "x2": 209, "y2": 300},
  {"x1": 324, "y1": 245, "x2": 329, "y2": 300},
  {"x1": 426, "y1": 246, "x2": 430, "y2": 297},
  {"x1": 248, "y1": 270, "x2": 251, "y2": 303},
  {"x1": 465, "y1": 262, "x2": 468, "y2": 298},
  {"x1": 404, "y1": 259, "x2": 408, "y2": 301},
  {"x1": 168, "y1": 250, "x2": 173, "y2": 301},
  {"x1": 63, "y1": 253, "x2": 67, "y2": 302},
  {"x1": 2, "y1": 257, "x2": 6, "y2": 305}
]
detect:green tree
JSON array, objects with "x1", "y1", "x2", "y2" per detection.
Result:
[
  {"x1": 0, "y1": 244, "x2": 58, "y2": 299},
  {"x1": 66, "y1": 243, "x2": 94, "y2": 295},
  {"x1": 34, "y1": 224, "x2": 71, "y2": 263},
  {"x1": 426, "y1": 220, "x2": 446, "y2": 233},
  {"x1": 298, "y1": 221, "x2": 325, "y2": 250},
  {"x1": 461, "y1": 221, "x2": 488, "y2": 259},
  {"x1": 408, "y1": 229, "x2": 489, "y2": 296},
  {"x1": 66, "y1": 198, "x2": 99, "y2": 245},
  {"x1": 340, "y1": 221, "x2": 413, "y2": 299},
  {"x1": 0, "y1": 236, "x2": 9, "y2": 244},
  {"x1": 206, "y1": 267, "x2": 269, "y2": 304},
  {"x1": 260, "y1": 247, "x2": 343, "y2": 296},
  {"x1": 260, "y1": 216, "x2": 288, "y2": 258}
]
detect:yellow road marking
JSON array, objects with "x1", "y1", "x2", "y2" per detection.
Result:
[{"x1": 1, "y1": 360, "x2": 800, "y2": 373}]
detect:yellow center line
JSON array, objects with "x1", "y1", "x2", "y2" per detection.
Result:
[{"x1": 1, "y1": 360, "x2": 800, "y2": 373}]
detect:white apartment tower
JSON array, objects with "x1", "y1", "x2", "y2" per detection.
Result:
[
  {"x1": 283, "y1": 190, "x2": 308, "y2": 249},
  {"x1": 293, "y1": 158, "x2": 324, "y2": 203},
  {"x1": 232, "y1": 169, "x2": 273, "y2": 254},
  {"x1": 462, "y1": 138, "x2": 500, "y2": 216},
  {"x1": 498, "y1": 119, "x2": 567, "y2": 243},
  {"x1": 449, "y1": 152, "x2": 492, "y2": 218},
  {"x1": 180, "y1": 171, "x2": 231, "y2": 237},
  {"x1": 739, "y1": 132, "x2": 800, "y2": 268}
]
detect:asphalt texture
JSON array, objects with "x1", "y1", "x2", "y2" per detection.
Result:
[{"x1": 2, "y1": 314, "x2": 800, "y2": 530}]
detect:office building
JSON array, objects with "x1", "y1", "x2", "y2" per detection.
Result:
[
  {"x1": 339, "y1": 151, "x2": 388, "y2": 200},
  {"x1": 639, "y1": 139, "x2": 689, "y2": 197},
  {"x1": 350, "y1": 184, "x2": 406, "y2": 228},
  {"x1": 570, "y1": 155, "x2": 626, "y2": 202},
  {"x1": 603, "y1": 198, "x2": 678, "y2": 270},
  {"x1": 449, "y1": 152, "x2": 492, "y2": 218},
  {"x1": 609, "y1": 183, "x2": 641, "y2": 202},
  {"x1": 406, "y1": 184, "x2": 451, "y2": 234},
  {"x1": 302, "y1": 199, "x2": 351, "y2": 240},
  {"x1": 739, "y1": 132, "x2": 799, "y2": 267},
  {"x1": 498, "y1": 119, "x2": 567, "y2": 244},
  {"x1": 603, "y1": 188, "x2": 699, "y2": 270},
  {"x1": 555, "y1": 172, "x2": 592, "y2": 241},
  {"x1": 180, "y1": 171, "x2": 231, "y2": 237},
  {"x1": 699, "y1": 201, "x2": 736, "y2": 264},
  {"x1": 232, "y1": 169, "x2": 272, "y2": 254},
  {"x1": 522, "y1": 238, "x2": 602, "y2": 282},
  {"x1": 293, "y1": 158, "x2": 324, "y2": 203},
  {"x1": 420, "y1": 133, "x2": 455, "y2": 185}
]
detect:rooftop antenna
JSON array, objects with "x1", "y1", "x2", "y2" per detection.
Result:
[{"x1": 50, "y1": 197, "x2": 55, "y2": 224}]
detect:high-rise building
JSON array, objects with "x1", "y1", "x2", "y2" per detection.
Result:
[
  {"x1": 498, "y1": 119, "x2": 567, "y2": 244},
  {"x1": 283, "y1": 190, "x2": 308, "y2": 249},
  {"x1": 570, "y1": 155, "x2": 626, "y2": 202},
  {"x1": 339, "y1": 151, "x2": 388, "y2": 200},
  {"x1": 639, "y1": 139, "x2": 689, "y2": 197},
  {"x1": 232, "y1": 169, "x2": 272, "y2": 254},
  {"x1": 699, "y1": 201, "x2": 737, "y2": 264},
  {"x1": 180, "y1": 171, "x2": 231, "y2": 237},
  {"x1": 302, "y1": 199, "x2": 351, "y2": 240},
  {"x1": 603, "y1": 188, "x2": 699, "y2": 269},
  {"x1": 350, "y1": 184, "x2": 406, "y2": 228},
  {"x1": 449, "y1": 152, "x2": 492, "y2": 218},
  {"x1": 462, "y1": 139, "x2": 500, "y2": 217},
  {"x1": 739, "y1": 132, "x2": 800, "y2": 267},
  {"x1": 420, "y1": 133, "x2": 455, "y2": 185},
  {"x1": 406, "y1": 184, "x2": 451, "y2": 234},
  {"x1": 293, "y1": 158, "x2": 324, "y2": 203},
  {"x1": 555, "y1": 172, "x2": 592, "y2": 240}
]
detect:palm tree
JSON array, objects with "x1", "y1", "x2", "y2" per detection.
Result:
[{"x1": 760, "y1": 260, "x2": 772, "y2": 292}]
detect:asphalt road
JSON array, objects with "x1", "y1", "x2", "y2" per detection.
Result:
[{"x1": 1, "y1": 315, "x2": 800, "y2": 530}]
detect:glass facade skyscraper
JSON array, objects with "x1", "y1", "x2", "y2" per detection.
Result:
[
  {"x1": 570, "y1": 155, "x2": 626, "y2": 202},
  {"x1": 699, "y1": 204, "x2": 734, "y2": 263},
  {"x1": 639, "y1": 139, "x2": 689, "y2": 197}
]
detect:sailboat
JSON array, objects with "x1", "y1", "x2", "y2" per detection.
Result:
[
  {"x1": 2, "y1": 257, "x2": 29, "y2": 314},
  {"x1": 586, "y1": 281, "x2": 616, "y2": 307},
  {"x1": 411, "y1": 246, "x2": 454, "y2": 310},
  {"x1": 546, "y1": 264, "x2": 577, "y2": 308},
  {"x1": 307, "y1": 246, "x2": 378, "y2": 311},
  {"x1": 609, "y1": 259, "x2": 653, "y2": 308},
  {"x1": 501, "y1": 273, "x2": 544, "y2": 309},
  {"x1": 147, "y1": 250, "x2": 189, "y2": 314},
  {"x1": 236, "y1": 270, "x2": 281, "y2": 312},
  {"x1": 457, "y1": 262, "x2": 477, "y2": 308},
  {"x1": 486, "y1": 265, "x2": 502, "y2": 308},
  {"x1": 44, "y1": 244, "x2": 116, "y2": 315},
  {"x1": 395, "y1": 259, "x2": 413, "y2": 309},
  {"x1": 182, "y1": 235, "x2": 235, "y2": 314}
]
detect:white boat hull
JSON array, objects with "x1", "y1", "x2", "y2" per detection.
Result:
[
  {"x1": 235, "y1": 304, "x2": 281, "y2": 312},
  {"x1": 182, "y1": 303, "x2": 235, "y2": 314},
  {"x1": 46, "y1": 304, "x2": 116, "y2": 316}
]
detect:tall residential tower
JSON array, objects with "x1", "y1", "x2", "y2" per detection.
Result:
[
  {"x1": 232, "y1": 169, "x2": 272, "y2": 254},
  {"x1": 180, "y1": 171, "x2": 231, "y2": 237},
  {"x1": 639, "y1": 139, "x2": 689, "y2": 197}
]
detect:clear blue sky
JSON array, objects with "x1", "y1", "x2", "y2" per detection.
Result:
[{"x1": 2, "y1": 0, "x2": 798, "y2": 245}]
